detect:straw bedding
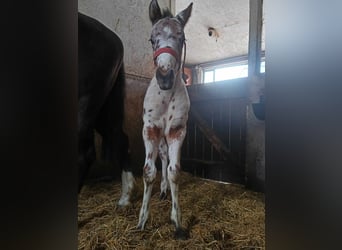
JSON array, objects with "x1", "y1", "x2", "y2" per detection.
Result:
[{"x1": 78, "y1": 171, "x2": 264, "y2": 249}]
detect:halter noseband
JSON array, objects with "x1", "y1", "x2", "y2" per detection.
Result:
[
  {"x1": 153, "y1": 47, "x2": 179, "y2": 64},
  {"x1": 153, "y1": 41, "x2": 186, "y2": 75}
]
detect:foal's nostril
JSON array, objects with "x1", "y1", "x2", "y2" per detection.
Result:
[
  {"x1": 161, "y1": 66, "x2": 168, "y2": 73},
  {"x1": 158, "y1": 65, "x2": 170, "y2": 75},
  {"x1": 158, "y1": 67, "x2": 167, "y2": 75}
]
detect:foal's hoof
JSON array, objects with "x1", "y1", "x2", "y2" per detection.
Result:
[
  {"x1": 174, "y1": 227, "x2": 189, "y2": 240},
  {"x1": 159, "y1": 191, "x2": 167, "y2": 200},
  {"x1": 117, "y1": 199, "x2": 130, "y2": 208},
  {"x1": 136, "y1": 223, "x2": 145, "y2": 231}
]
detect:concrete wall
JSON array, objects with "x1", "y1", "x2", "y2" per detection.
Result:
[{"x1": 245, "y1": 75, "x2": 265, "y2": 191}]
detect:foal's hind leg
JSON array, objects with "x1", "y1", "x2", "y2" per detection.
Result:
[{"x1": 159, "y1": 137, "x2": 169, "y2": 200}]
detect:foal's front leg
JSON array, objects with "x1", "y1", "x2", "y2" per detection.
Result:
[
  {"x1": 159, "y1": 137, "x2": 169, "y2": 200},
  {"x1": 166, "y1": 125, "x2": 189, "y2": 239},
  {"x1": 137, "y1": 126, "x2": 161, "y2": 230}
]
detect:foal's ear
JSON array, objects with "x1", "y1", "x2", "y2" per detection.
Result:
[
  {"x1": 176, "y1": 2, "x2": 193, "y2": 26},
  {"x1": 149, "y1": 0, "x2": 162, "y2": 25}
]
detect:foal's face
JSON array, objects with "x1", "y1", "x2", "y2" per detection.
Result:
[
  {"x1": 149, "y1": 0, "x2": 192, "y2": 90},
  {"x1": 150, "y1": 18, "x2": 185, "y2": 90}
]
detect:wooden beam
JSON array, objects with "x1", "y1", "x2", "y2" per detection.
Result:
[
  {"x1": 248, "y1": 0, "x2": 263, "y2": 77},
  {"x1": 189, "y1": 106, "x2": 230, "y2": 160}
]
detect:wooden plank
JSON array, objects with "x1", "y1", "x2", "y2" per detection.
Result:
[
  {"x1": 248, "y1": 0, "x2": 263, "y2": 76},
  {"x1": 184, "y1": 99, "x2": 246, "y2": 183},
  {"x1": 182, "y1": 158, "x2": 225, "y2": 166},
  {"x1": 187, "y1": 122, "x2": 194, "y2": 157},
  {"x1": 230, "y1": 100, "x2": 241, "y2": 153},
  {"x1": 189, "y1": 106, "x2": 230, "y2": 160},
  {"x1": 204, "y1": 134, "x2": 213, "y2": 160}
]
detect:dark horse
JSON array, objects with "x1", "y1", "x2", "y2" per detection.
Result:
[{"x1": 78, "y1": 12, "x2": 134, "y2": 206}]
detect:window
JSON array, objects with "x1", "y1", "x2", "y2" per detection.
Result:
[
  {"x1": 204, "y1": 64, "x2": 248, "y2": 83},
  {"x1": 260, "y1": 60, "x2": 265, "y2": 74},
  {"x1": 201, "y1": 56, "x2": 265, "y2": 84},
  {"x1": 204, "y1": 70, "x2": 214, "y2": 83}
]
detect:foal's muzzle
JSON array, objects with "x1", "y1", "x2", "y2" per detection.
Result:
[{"x1": 156, "y1": 68, "x2": 175, "y2": 90}]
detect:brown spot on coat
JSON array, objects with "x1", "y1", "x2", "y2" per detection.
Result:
[
  {"x1": 148, "y1": 109, "x2": 153, "y2": 112},
  {"x1": 143, "y1": 164, "x2": 149, "y2": 171},
  {"x1": 146, "y1": 125, "x2": 161, "y2": 140},
  {"x1": 172, "y1": 105, "x2": 175, "y2": 110},
  {"x1": 169, "y1": 115, "x2": 173, "y2": 121},
  {"x1": 147, "y1": 152, "x2": 153, "y2": 159},
  {"x1": 168, "y1": 125, "x2": 184, "y2": 140},
  {"x1": 143, "y1": 164, "x2": 150, "y2": 178}
]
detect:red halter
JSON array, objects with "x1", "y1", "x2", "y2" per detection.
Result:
[{"x1": 153, "y1": 47, "x2": 179, "y2": 64}]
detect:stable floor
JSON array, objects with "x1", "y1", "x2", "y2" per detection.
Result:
[{"x1": 78, "y1": 172, "x2": 265, "y2": 249}]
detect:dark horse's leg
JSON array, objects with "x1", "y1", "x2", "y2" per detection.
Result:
[
  {"x1": 78, "y1": 92, "x2": 102, "y2": 193},
  {"x1": 78, "y1": 127, "x2": 96, "y2": 193},
  {"x1": 97, "y1": 66, "x2": 134, "y2": 206}
]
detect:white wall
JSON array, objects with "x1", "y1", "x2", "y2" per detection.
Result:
[{"x1": 78, "y1": 0, "x2": 170, "y2": 78}]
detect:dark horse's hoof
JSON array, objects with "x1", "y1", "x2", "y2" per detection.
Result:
[{"x1": 174, "y1": 227, "x2": 189, "y2": 240}]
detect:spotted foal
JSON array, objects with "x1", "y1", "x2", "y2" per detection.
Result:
[{"x1": 136, "y1": 0, "x2": 193, "y2": 239}]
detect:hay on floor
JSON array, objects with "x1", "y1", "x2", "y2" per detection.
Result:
[{"x1": 78, "y1": 171, "x2": 265, "y2": 250}]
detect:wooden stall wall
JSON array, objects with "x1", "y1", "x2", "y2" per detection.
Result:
[{"x1": 181, "y1": 79, "x2": 248, "y2": 184}]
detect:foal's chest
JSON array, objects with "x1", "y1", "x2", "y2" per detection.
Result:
[{"x1": 143, "y1": 80, "x2": 190, "y2": 133}]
